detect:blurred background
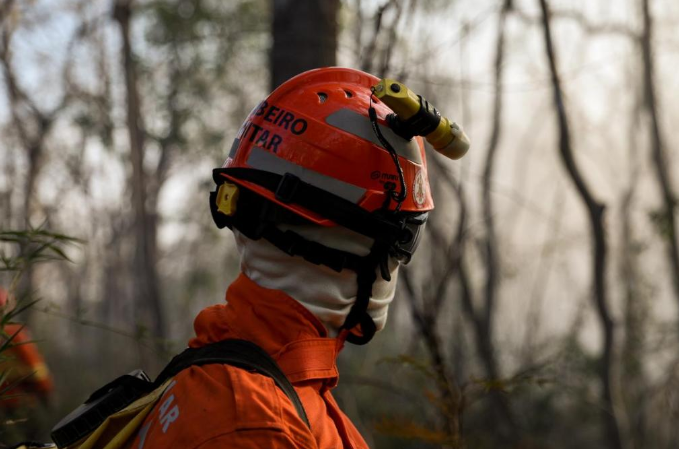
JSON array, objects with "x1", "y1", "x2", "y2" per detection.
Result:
[{"x1": 1, "y1": 0, "x2": 679, "y2": 447}]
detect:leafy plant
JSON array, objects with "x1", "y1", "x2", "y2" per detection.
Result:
[
  {"x1": 1, "y1": 228, "x2": 82, "y2": 275},
  {"x1": 0, "y1": 227, "x2": 82, "y2": 402}
]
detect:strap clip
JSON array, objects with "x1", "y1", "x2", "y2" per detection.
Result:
[
  {"x1": 278, "y1": 230, "x2": 303, "y2": 256},
  {"x1": 215, "y1": 182, "x2": 240, "y2": 216},
  {"x1": 276, "y1": 230, "x2": 348, "y2": 272},
  {"x1": 275, "y1": 173, "x2": 300, "y2": 203}
]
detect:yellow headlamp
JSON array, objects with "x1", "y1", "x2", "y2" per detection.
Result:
[{"x1": 372, "y1": 79, "x2": 470, "y2": 160}]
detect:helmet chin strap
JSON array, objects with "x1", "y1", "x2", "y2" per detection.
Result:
[
  {"x1": 340, "y1": 241, "x2": 389, "y2": 345},
  {"x1": 335, "y1": 92, "x2": 412, "y2": 344}
]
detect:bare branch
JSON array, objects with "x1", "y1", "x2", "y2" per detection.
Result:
[
  {"x1": 514, "y1": 7, "x2": 637, "y2": 39},
  {"x1": 480, "y1": 0, "x2": 511, "y2": 345},
  {"x1": 377, "y1": 0, "x2": 404, "y2": 78},
  {"x1": 359, "y1": 0, "x2": 397, "y2": 74},
  {"x1": 402, "y1": 266, "x2": 463, "y2": 445},
  {"x1": 640, "y1": 0, "x2": 679, "y2": 314},
  {"x1": 538, "y1": 1, "x2": 626, "y2": 448}
]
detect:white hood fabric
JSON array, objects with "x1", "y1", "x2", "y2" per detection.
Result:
[{"x1": 234, "y1": 225, "x2": 399, "y2": 337}]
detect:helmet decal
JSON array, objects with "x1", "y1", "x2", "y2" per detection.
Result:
[
  {"x1": 413, "y1": 169, "x2": 426, "y2": 207},
  {"x1": 230, "y1": 100, "x2": 310, "y2": 157}
]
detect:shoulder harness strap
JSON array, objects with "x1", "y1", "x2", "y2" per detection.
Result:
[
  {"x1": 156, "y1": 339, "x2": 310, "y2": 428},
  {"x1": 50, "y1": 340, "x2": 310, "y2": 448}
]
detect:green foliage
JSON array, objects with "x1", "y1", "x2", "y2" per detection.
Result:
[
  {"x1": 145, "y1": 0, "x2": 268, "y2": 45},
  {"x1": 648, "y1": 203, "x2": 677, "y2": 240},
  {"x1": 375, "y1": 354, "x2": 458, "y2": 445},
  {"x1": 380, "y1": 354, "x2": 437, "y2": 379},
  {"x1": 131, "y1": 0, "x2": 269, "y2": 167},
  {"x1": 368, "y1": 338, "x2": 611, "y2": 448},
  {"x1": 0, "y1": 227, "x2": 82, "y2": 402},
  {"x1": 0, "y1": 228, "x2": 82, "y2": 275},
  {"x1": 374, "y1": 418, "x2": 452, "y2": 446}
]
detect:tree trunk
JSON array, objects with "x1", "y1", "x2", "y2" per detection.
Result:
[
  {"x1": 270, "y1": 0, "x2": 339, "y2": 90},
  {"x1": 114, "y1": 0, "x2": 166, "y2": 347},
  {"x1": 639, "y1": 0, "x2": 679, "y2": 314},
  {"x1": 537, "y1": 1, "x2": 626, "y2": 448}
]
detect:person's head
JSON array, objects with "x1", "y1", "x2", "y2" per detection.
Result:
[{"x1": 210, "y1": 68, "x2": 440, "y2": 344}]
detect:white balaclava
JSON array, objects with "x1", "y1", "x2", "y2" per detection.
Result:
[{"x1": 234, "y1": 224, "x2": 399, "y2": 337}]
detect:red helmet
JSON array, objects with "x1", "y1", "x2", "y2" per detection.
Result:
[
  {"x1": 210, "y1": 67, "x2": 437, "y2": 344},
  {"x1": 218, "y1": 67, "x2": 433, "y2": 225}
]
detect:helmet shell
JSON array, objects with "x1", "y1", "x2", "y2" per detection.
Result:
[{"x1": 220, "y1": 67, "x2": 434, "y2": 226}]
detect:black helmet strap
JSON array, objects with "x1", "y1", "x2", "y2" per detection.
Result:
[
  {"x1": 341, "y1": 240, "x2": 390, "y2": 345},
  {"x1": 209, "y1": 167, "x2": 413, "y2": 345}
]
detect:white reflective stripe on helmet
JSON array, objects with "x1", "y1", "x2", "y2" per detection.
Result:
[
  {"x1": 325, "y1": 108, "x2": 423, "y2": 164},
  {"x1": 227, "y1": 138, "x2": 240, "y2": 159},
  {"x1": 246, "y1": 146, "x2": 367, "y2": 203}
]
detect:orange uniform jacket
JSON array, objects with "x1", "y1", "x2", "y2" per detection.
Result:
[
  {"x1": 0, "y1": 324, "x2": 54, "y2": 408},
  {"x1": 127, "y1": 274, "x2": 370, "y2": 449}
]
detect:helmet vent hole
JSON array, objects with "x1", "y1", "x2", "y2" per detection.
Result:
[
  {"x1": 317, "y1": 92, "x2": 328, "y2": 103},
  {"x1": 343, "y1": 89, "x2": 353, "y2": 98}
]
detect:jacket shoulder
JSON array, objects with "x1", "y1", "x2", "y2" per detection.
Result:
[{"x1": 127, "y1": 364, "x2": 315, "y2": 449}]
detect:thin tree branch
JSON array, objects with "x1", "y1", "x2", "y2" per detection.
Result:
[
  {"x1": 480, "y1": 0, "x2": 511, "y2": 348},
  {"x1": 514, "y1": 7, "x2": 637, "y2": 39},
  {"x1": 640, "y1": 0, "x2": 679, "y2": 316},
  {"x1": 538, "y1": 1, "x2": 626, "y2": 448},
  {"x1": 402, "y1": 267, "x2": 463, "y2": 446},
  {"x1": 360, "y1": 0, "x2": 397, "y2": 74}
]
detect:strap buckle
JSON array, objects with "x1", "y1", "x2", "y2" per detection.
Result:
[
  {"x1": 275, "y1": 173, "x2": 300, "y2": 203},
  {"x1": 277, "y1": 230, "x2": 348, "y2": 272}
]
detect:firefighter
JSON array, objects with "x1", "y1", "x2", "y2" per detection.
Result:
[
  {"x1": 126, "y1": 67, "x2": 467, "y2": 448},
  {"x1": 0, "y1": 288, "x2": 54, "y2": 409},
  {"x1": 0, "y1": 287, "x2": 54, "y2": 444}
]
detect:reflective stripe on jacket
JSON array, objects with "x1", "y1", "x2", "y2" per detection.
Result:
[{"x1": 126, "y1": 273, "x2": 369, "y2": 449}]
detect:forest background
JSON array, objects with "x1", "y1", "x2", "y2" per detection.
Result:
[{"x1": 1, "y1": 0, "x2": 679, "y2": 448}]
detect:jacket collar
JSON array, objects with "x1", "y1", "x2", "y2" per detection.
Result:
[{"x1": 189, "y1": 273, "x2": 345, "y2": 386}]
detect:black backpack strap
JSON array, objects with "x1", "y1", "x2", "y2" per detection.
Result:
[{"x1": 155, "y1": 339, "x2": 310, "y2": 429}]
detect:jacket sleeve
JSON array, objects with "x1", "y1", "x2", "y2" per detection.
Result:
[{"x1": 194, "y1": 428, "x2": 312, "y2": 449}]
